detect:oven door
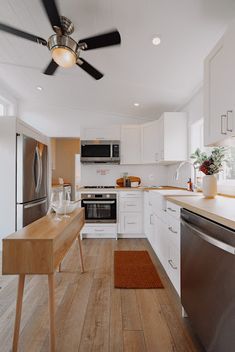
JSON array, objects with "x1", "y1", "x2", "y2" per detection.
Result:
[{"x1": 81, "y1": 199, "x2": 117, "y2": 223}]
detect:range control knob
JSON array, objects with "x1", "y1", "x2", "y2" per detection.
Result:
[
  {"x1": 87, "y1": 194, "x2": 92, "y2": 198},
  {"x1": 106, "y1": 194, "x2": 110, "y2": 198}
]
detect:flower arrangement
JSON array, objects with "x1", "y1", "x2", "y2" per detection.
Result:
[{"x1": 190, "y1": 147, "x2": 228, "y2": 175}]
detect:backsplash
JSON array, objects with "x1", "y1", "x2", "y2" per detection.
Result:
[{"x1": 81, "y1": 164, "x2": 167, "y2": 186}]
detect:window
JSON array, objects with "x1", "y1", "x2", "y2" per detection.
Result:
[{"x1": 191, "y1": 119, "x2": 235, "y2": 193}]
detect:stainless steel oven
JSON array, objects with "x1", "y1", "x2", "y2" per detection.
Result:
[{"x1": 81, "y1": 193, "x2": 117, "y2": 223}]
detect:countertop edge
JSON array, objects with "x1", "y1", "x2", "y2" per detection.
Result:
[{"x1": 167, "y1": 196, "x2": 235, "y2": 230}]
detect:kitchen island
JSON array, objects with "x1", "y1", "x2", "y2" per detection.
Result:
[{"x1": 2, "y1": 207, "x2": 85, "y2": 352}]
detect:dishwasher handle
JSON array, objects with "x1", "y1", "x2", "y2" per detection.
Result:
[{"x1": 181, "y1": 219, "x2": 235, "y2": 255}]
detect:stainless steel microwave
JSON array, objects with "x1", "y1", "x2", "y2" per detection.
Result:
[{"x1": 81, "y1": 140, "x2": 120, "y2": 163}]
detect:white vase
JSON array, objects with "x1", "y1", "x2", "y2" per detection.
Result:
[{"x1": 202, "y1": 175, "x2": 217, "y2": 198}]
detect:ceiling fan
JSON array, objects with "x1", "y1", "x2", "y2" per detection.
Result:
[{"x1": 0, "y1": 0, "x2": 121, "y2": 80}]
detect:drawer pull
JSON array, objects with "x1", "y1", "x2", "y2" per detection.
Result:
[
  {"x1": 168, "y1": 226, "x2": 178, "y2": 234},
  {"x1": 127, "y1": 222, "x2": 137, "y2": 225},
  {"x1": 221, "y1": 114, "x2": 227, "y2": 135},
  {"x1": 126, "y1": 204, "x2": 135, "y2": 207},
  {"x1": 168, "y1": 259, "x2": 177, "y2": 270},
  {"x1": 227, "y1": 110, "x2": 233, "y2": 132},
  {"x1": 167, "y1": 207, "x2": 176, "y2": 213},
  {"x1": 95, "y1": 229, "x2": 105, "y2": 232}
]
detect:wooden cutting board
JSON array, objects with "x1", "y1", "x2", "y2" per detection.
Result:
[{"x1": 116, "y1": 176, "x2": 141, "y2": 187}]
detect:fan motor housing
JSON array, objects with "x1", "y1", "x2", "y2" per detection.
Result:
[{"x1": 48, "y1": 34, "x2": 78, "y2": 57}]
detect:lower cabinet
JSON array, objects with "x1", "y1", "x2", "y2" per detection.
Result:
[
  {"x1": 146, "y1": 197, "x2": 181, "y2": 296},
  {"x1": 81, "y1": 224, "x2": 117, "y2": 239},
  {"x1": 119, "y1": 213, "x2": 142, "y2": 234},
  {"x1": 118, "y1": 191, "x2": 144, "y2": 237}
]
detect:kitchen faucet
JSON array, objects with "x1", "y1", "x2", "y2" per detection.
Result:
[{"x1": 174, "y1": 161, "x2": 197, "y2": 191}]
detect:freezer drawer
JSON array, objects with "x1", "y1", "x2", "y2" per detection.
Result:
[{"x1": 17, "y1": 198, "x2": 48, "y2": 230}]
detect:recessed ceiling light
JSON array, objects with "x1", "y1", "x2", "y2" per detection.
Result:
[
  {"x1": 152, "y1": 36, "x2": 161, "y2": 46},
  {"x1": 134, "y1": 103, "x2": 140, "y2": 107},
  {"x1": 36, "y1": 86, "x2": 43, "y2": 91}
]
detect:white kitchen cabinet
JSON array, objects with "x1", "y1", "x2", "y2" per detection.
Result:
[
  {"x1": 204, "y1": 20, "x2": 235, "y2": 146},
  {"x1": 119, "y1": 213, "x2": 142, "y2": 234},
  {"x1": 82, "y1": 126, "x2": 120, "y2": 140},
  {"x1": 144, "y1": 192, "x2": 154, "y2": 244},
  {"x1": 141, "y1": 120, "x2": 160, "y2": 163},
  {"x1": 81, "y1": 224, "x2": 117, "y2": 239},
  {"x1": 164, "y1": 210, "x2": 181, "y2": 295},
  {"x1": 118, "y1": 191, "x2": 144, "y2": 237},
  {"x1": 157, "y1": 112, "x2": 187, "y2": 164},
  {"x1": 145, "y1": 192, "x2": 181, "y2": 295},
  {"x1": 120, "y1": 125, "x2": 142, "y2": 164}
]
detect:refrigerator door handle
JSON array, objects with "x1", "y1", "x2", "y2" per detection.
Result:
[
  {"x1": 24, "y1": 199, "x2": 47, "y2": 209},
  {"x1": 35, "y1": 146, "x2": 41, "y2": 193}
]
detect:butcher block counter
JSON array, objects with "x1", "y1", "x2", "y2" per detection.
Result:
[
  {"x1": 2, "y1": 207, "x2": 85, "y2": 352},
  {"x1": 168, "y1": 195, "x2": 235, "y2": 230}
]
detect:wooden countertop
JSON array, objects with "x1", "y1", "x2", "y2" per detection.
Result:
[
  {"x1": 78, "y1": 186, "x2": 186, "y2": 192},
  {"x1": 167, "y1": 195, "x2": 235, "y2": 230}
]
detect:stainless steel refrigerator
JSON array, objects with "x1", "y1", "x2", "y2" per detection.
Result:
[{"x1": 16, "y1": 134, "x2": 48, "y2": 230}]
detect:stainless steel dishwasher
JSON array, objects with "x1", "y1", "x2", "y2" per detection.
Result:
[{"x1": 181, "y1": 208, "x2": 235, "y2": 352}]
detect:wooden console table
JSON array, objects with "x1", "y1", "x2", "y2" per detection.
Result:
[{"x1": 2, "y1": 208, "x2": 85, "y2": 352}]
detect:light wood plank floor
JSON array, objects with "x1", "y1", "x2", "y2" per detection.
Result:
[{"x1": 0, "y1": 239, "x2": 204, "y2": 352}]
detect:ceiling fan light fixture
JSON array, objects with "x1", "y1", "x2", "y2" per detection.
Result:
[
  {"x1": 48, "y1": 34, "x2": 78, "y2": 68},
  {"x1": 51, "y1": 47, "x2": 76, "y2": 68}
]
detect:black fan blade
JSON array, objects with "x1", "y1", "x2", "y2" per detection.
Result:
[
  {"x1": 0, "y1": 22, "x2": 47, "y2": 45},
  {"x1": 41, "y1": 0, "x2": 62, "y2": 32},
  {"x1": 44, "y1": 60, "x2": 58, "y2": 75},
  {"x1": 78, "y1": 30, "x2": 121, "y2": 50},
  {"x1": 77, "y1": 58, "x2": 103, "y2": 80}
]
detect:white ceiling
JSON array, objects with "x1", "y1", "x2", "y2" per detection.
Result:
[{"x1": 0, "y1": 0, "x2": 234, "y2": 135}]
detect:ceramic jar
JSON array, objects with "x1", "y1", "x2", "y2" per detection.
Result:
[{"x1": 202, "y1": 175, "x2": 217, "y2": 198}]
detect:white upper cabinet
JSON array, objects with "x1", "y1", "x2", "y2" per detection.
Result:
[
  {"x1": 82, "y1": 126, "x2": 120, "y2": 140},
  {"x1": 121, "y1": 125, "x2": 142, "y2": 164},
  {"x1": 141, "y1": 120, "x2": 160, "y2": 163},
  {"x1": 157, "y1": 112, "x2": 187, "y2": 165},
  {"x1": 141, "y1": 113, "x2": 187, "y2": 165},
  {"x1": 204, "y1": 20, "x2": 235, "y2": 146}
]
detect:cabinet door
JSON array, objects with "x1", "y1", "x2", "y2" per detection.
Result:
[
  {"x1": 153, "y1": 215, "x2": 167, "y2": 267},
  {"x1": 119, "y1": 213, "x2": 142, "y2": 234},
  {"x1": 158, "y1": 117, "x2": 164, "y2": 161},
  {"x1": 121, "y1": 126, "x2": 141, "y2": 164},
  {"x1": 223, "y1": 20, "x2": 235, "y2": 136},
  {"x1": 142, "y1": 121, "x2": 159, "y2": 163},
  {"x1": 204, "y1": 38, "x2": 228, "y2": 146}
]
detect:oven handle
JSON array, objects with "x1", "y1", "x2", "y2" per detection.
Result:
[
  {"x1": 82, "y1": 200, "x2": 116, "y2": 204},
  {"x1": 181, "y1": 219, "x2": 235, "y2": 255}
]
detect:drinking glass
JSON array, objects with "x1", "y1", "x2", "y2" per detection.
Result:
[
  {"x1": 50, "y1": 189, "x2": 63, "y2": 221},
  {"x1": 63, "y1": 189, "x2": 71, "y2": 219}
]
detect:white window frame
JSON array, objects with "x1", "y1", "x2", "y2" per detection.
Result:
[{"x1": 190, "y1": 119, "x2": 235, "y2": 194}]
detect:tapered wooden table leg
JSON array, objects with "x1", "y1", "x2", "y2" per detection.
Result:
[
  {"x1": 77, "y1": 234, "x2": 84, "y2": 273},
  {"x1": 48, "y1": 274, "x2": 56, "y2": 352},
  {"x1": 58, "y1": 262, "x2": 62, "y2": 272},
  {"x1": 12, "y1": 274, "x2": 25, "y2": 352}
]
